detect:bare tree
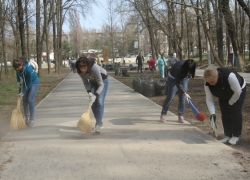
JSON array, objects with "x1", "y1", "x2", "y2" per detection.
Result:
[
  {"x1": 36, "y1": 0, "x2": 42, "y2": 76},
  {"x1": 189, "y1": 0, "x2": 224, "y2": 67},
  {"x1": 219, "y1": 0, "x2": 244, "y2": 71},
  {"x1": 0, "y1": 0, "x2": 8, "y2": 76},
  {"x1": 25, "y1": 0, "x2": 30, "y2": 60},
  {"x1": 106, "y1": 0, "x2": 119, "y2": 63},
  {"x1": 17, "y1": 0, "x2": 27, "y2": 57},
  {"x1": 195, "y1": 0, "x2": 203, "y2": 64},
  {"x1": 211, "y1": 0, "x2": 224, "y2": 63},
  {"x1": 68, "y1": 9, "x2": 83, "y2": 57}
]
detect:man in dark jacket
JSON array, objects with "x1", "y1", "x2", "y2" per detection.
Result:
[{"x1": 136, "y1": 53, "x2": 144, "y2": 73}]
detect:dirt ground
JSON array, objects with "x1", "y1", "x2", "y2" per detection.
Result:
[{"x1": 109, "y1": 70, "x2": 250, "y2": 173}]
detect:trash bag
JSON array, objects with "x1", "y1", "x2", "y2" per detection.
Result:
[
  {"x1": 155, "y1": 79, "x2": 167, "y2": 96},
  {"x1": 122, "y1": 69, "x2": 127, "y2": 76},
  {"x1": 142, "y1": 79, "x2": 155, "y2": 97},
  {"x1": 140, "y1": 75, "x2": 152, "y2": 81},
  {"x1": 122, "y1": 69, "x2": 130, "y2": 77},
  {"x1": 132, "y1": 77, "x2": 143, "y2": 93}
]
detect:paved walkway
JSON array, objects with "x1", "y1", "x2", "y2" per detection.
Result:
[{"x1": 0, "y1": 73, "x2": 248, "y2": 179}]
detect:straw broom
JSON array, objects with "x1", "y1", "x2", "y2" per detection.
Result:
[
  {"x1": 10, "y1": 96, "x2": 27, "y2": 130},
  {"x1": 77, "y1": 101, "x2": 92, "y2": 134}
]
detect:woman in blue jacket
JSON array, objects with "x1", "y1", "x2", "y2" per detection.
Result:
[{"x1": 13, "y1": 57, "x2": 39, "y2": 127}]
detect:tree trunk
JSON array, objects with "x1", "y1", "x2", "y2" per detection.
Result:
[
  {"x1": 191, "y1": 0, "x2": 224, "y2": 67},
  {"x1": 196, "y1": 0, "x2": 202, "y2": 65},
  {"x1": 43, "y1": 0, "x2": 51, "y2": 74},
  {"x1": 36, "y1": 0, "x2": 42, "y2": 77},
  {"x1": 167, "y1": 2, "x2": 172, "y2": 54},
  {"x1": 17, "y1": 0, "x2": 26, "y2": 57},
  {"x1": 185, "y1": 5, "x2": 190, "y2": 59},
  {"x1": 178, "y1": 1, "x2": 183, "y2": 60},
  {"x1": 0, "y1": 1, "x2": 8, "y2": 76},
  {"x1": 53, "y1": 15, "x2": 57, "y2": 73},
  {"x1": 235, "y1": 0, "x2": 238, "y2": 41},
  {"x1": 59, "y1": 0, "x2": 63, "y2": 74},
  {"x1": 240, "y1": 9, "x2": 245, "y2": 55},
  {"x1": 25, "y1": 0, "x2": 30, "y2": 59},
  {"x1": 219, "y1": 0, "x2": 244, "y2": 71},
  {"x1": 237, "y1": 0, "x2": 250, "y2": 19},
  {"x1": 226, "y1": 31, "x2": 231, "y2": 66},
  {"x1": 55, "y1": 0, "x2": 62, "y2": 74},
  {"x1": 218, "y1": 1, "x2": 224, "y2": 63},
  {"x1": 171, "y1": 2, "x2": 178, "y2": 56}
]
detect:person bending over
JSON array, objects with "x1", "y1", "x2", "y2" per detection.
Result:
[
  {"x1": 204, "y1": 65, "x2": 246, "y2": 145},
  {"x1": 75, "y1": 57, "x2": 109, "y2": 133},
  {"x1": 160, "y1": 59, "x2": 196, "y2": 123}
]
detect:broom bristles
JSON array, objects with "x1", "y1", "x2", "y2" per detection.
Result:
[
  {"x1": 195, "y1": 112, "x2": 206, "y2": 122},
  {"x1": 10, "y1": 97, "x2": 27, "y2": 130},
  {"x1": 77, "y1": 101, "x2": 92, "y2": 134}
]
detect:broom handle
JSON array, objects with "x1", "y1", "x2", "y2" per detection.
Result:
[
  {"x1": 17, "y1": 97, "x2": 22, "y2": 110},
  {"x1": 87, "y1": 101, "x2": 92, "y2": 113}
]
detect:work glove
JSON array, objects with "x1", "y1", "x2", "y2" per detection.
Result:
[
  {"x1": 17, "y1": 92, "x2": 24, "y2": 98},
  {"x1": 210, "y1": 114, "x2": 216, "y2": 124},
  {"x1": 88, "y1": 93, "x2": 96, "y2": 105},
  {"x1": 17, "y1": 82, "x2": 22, "y2": 88},
  {"x1": 184, "y1": 93, "x2": 191, "y2": 103},
  {"x1": 210, "y1": 114, "x2": 217, "y2": 137}
]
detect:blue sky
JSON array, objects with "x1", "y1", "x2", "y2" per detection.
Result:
[{"x1": 63, "y1": 0, "x2": 107, "y2": 32}]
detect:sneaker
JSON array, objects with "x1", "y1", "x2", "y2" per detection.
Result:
[
  {"x1": 95, "y1": 125, "x2": 101, "y2": 133},
  {"x1": 28, "y1": 120, "x2": 34, "y2": 127},
  {"x1": 100, "y1": 122, "x2": 103, "y2": 128},
  {"x1": 228, "y1": 136, "x2": 239, "y2": 145},
  {"x1": 178, "y1": 116, "x2": 184, "y2": 123},
  {"x1": 25, "y1": 118, "x2": 30, "y2": 126},
  {"x1": 220, "y1": 136, "x2": 231, "y2": 143},
  {"x1": 160, "y1": 115, "x2": 166, "y2": 123}
]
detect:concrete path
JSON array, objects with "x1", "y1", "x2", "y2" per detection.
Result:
[{"x1": 0, "y1": 73, "x2": 248, "y2": 179}]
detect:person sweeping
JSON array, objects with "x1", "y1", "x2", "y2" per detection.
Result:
[
  {"x1": 75, "y1": 56, "x2": 109, "y2": 133},
  {"x1": 13, "y1": 57, "x2": 39, "y2": 127},
  {"x1": 203, "y1": 65, "x2": 246, "y2": 145},
  {"x1": 160, "y1": 59, "x2": 196, "y2": 123}
]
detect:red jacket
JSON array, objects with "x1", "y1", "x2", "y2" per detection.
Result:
[{"x1": 148, "y1": 59, "x2": 156, "y2": 68}]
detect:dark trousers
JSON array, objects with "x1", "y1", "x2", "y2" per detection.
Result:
[
  {"x1": 219, "y1": 86, "x2": 246, "y2": 137},
  {"x1": 137, "y1": 63, "x2": 142, "y2": 73}
]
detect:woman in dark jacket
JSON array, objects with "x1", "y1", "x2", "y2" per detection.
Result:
[
  {"x1": 204, "y1": 66, "x2": 246, "y2": 145},
  {"x1": 160, "y1": 59, "x2": 196, "y2": 123}
]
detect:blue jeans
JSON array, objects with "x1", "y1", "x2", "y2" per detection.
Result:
[
  {"x1": 89, "y1": 77, "x2": 109, "y2": 126},
  {"x1": 161, "y1": 76, "x2": 188, "y2": 116},
  {"x1": 71, "y1": 63, "x2": 76, "y2": 73},
  {"x1": 23, "y1": 82, "x2": 39, "y2": 120}
]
